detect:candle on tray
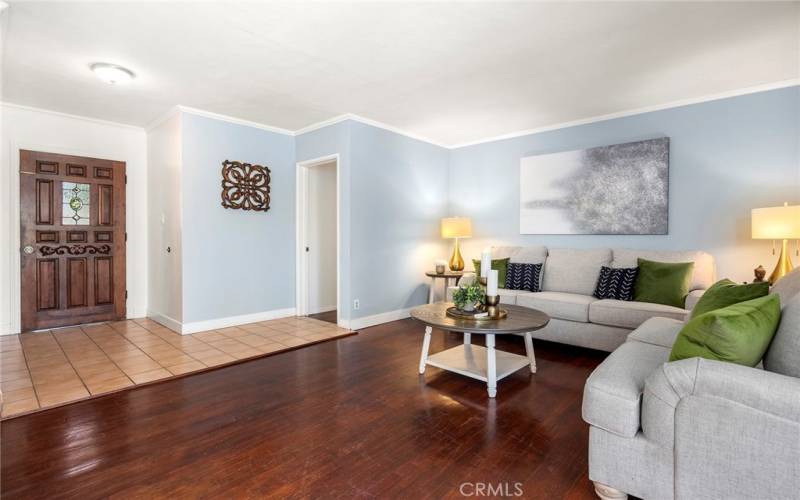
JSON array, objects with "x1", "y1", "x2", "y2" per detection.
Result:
[
  {"x1": 480, "y1": 248, "x2": 491, "y2": 278},
  {"x1": 487, "y1": 269, "x2": 498, "y2": 296}
]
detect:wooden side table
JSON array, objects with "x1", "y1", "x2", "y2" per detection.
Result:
[{"x1": 425, "y1": 270, "x2": 464, "y2": 303}]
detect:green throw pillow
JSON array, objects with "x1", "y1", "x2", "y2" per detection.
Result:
[
  {"x1": 634, "y1": 258, "x2": 694, "y2": 308},
  {"x1": 669, "y1": 294, "x2": 781, "y2": 367},
  {"x1": 472, "y1": 258, "x2": 510, "y2": 286},
  {"x1": 691, "y1": 278, "x2": 770, "y2": 318}
]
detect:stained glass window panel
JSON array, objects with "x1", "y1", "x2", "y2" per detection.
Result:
[{"x1": 62, "y1": 182, "x2": 90, "y2": 225}]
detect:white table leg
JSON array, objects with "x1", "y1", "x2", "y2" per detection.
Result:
[
  {"x1": 486, "y1": 333, "x2": 497, "y2": 397},
  {"x1": 463, "y1": 332, "x2": 471, "y2": 345},
  {"x1": 419, "y1": 326, "x2": 432, "y2": 374},
  {"x1": 524, "y1": 332, "x2": 537, "y2": 373},
  {"x1": 428, "y1": 277, "x2": 435, "y2": 304},
  {"x1": 443, "y1": 277, "x2": 451, "y2": 302}
]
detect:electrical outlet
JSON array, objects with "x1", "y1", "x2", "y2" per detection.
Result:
[{"x1": 353, "y1": 299, "x2": 360, "y2": 310}]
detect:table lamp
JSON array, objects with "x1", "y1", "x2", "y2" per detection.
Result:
[
  {"x1": 752, "y1": 202, "x2": 800, "y2": 283},
  {"x1": 441, "y1": 217, "x2": 472, "y2": 271}
]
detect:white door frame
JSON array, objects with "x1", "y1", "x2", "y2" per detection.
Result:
[{"x1": 295, "y1": 154, "x2": 342, "y2": 327}]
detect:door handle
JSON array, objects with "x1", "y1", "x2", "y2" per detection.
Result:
[{"x1": 22, "y1": 245, "x2": 34, "y2": 255}]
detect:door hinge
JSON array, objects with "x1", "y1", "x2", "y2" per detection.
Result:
[
  {"x1": 125, "y1": 174, "x2": 128, "y2": 184},
  {"x1": 125, "y1": 290, "x2": 128, "y2": 300},
  {"x1": 125, "y1": 232, "x2": 128, "y2": 242}
]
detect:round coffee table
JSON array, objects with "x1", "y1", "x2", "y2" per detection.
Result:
[{"x1": 410, "y1": 302, "x2": 550, "y2": 397}]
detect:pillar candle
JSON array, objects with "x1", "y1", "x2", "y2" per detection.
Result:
[
  {"x1": 487, "y1": 269, "x2": 498, "y2": 296},
  {"x1": 480, "y1": 248, "x2": 492, "y2": 278}
]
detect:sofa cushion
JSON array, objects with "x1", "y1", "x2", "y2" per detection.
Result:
[
  {"x1": 627, "y1": 316, "x2": 685, "y2": 348},
  {"x1": 691, "y1": 278, "x2": 770, "y2": 318},
  {"x1": 498, "y1": 288, "x2": 520, "y2": 305},
  {"x1": 763, "y1": 294, "x2": 800, "y2": 377},
  {"x1": 594, "y1": 266, "x2": 638, "y2": 301},
  {"x1": 634, "y1": 258, "x2": 694, "y2": 308},
  {"x1": 516, "y1": 291, "x2": 597, "y2": 322},
  {"x1": 589, "y1": 299, "x2": 688, "y2": 329},
  {"x1": 472, "y1": 258, "x2": 510, "y2": 286},
  {"x1": 582, "y1": 340, "x2": 671, "y2": 438},
  {"x1": 491, "y1": 246, "x2": 547, "y2": 265},
  {"x1": 542, "y1": 248, "x2": 612, "y2": 295},
  {"x1": 611, "y1": 248, "x2": 715, "y2": 291},
  {"x1": 505, "y1": 262, "x2": 542, "y2": 292},
  {"x1": 771, "y1": 267, "x2": 800, "y2": 307},
  {"x1": 669, "y1": 294, "x2": 781, "y2": 367}
]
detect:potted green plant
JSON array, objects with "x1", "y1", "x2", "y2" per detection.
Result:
[{"x1": 452, "y1": 282, "x2": 485, "y2": 312}]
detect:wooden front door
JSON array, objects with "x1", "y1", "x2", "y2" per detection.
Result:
[{"x1": 20, "y1": 150, "x2": 126, "y2": 331}]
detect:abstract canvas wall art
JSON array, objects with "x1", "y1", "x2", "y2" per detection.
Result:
[{"x1": 519, "y1": 137, "x2": 669, "y2": 234}]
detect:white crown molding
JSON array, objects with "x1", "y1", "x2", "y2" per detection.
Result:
[
  {"x1": 449, "y1": 78, "x2": 800, "y2": 149},
  {"x1": 144, "y1": 105, "x2": 181, "y2": 132},
  {"x1": 0, "y1": 101, "x2": 145, "y2": 131},
  {"x1": 293, "y1": 114, "x2": 352, "y2": 136},
  {"x1": 8, "y1": 78, "x2": 799, "y2": 148},
  {"x1": 175, "y1": 105, "x2": 295, "y2": 136},
  {"x1": 347, "y1": 113, "x2": 450, "y2": 148},
  {"x1": 294, "y1": 113, "x2": 450, "y2": 148}
]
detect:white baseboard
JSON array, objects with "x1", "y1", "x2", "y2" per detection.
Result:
[
  {"x1": 126, "y1": 308, "x2": 146, "y2": 320},
  {"x1": 147, "y1": 310, "x2": 183, "y2": 333},
  {"x1": 148, "y1": 308, "x2": 297, "y2": 335},
  {"x1": 348, "y1": 307, "x2": 413, "y2": 330},
  {"x1": 181, "y1": 308, "x2": 297, "y2": 334},
  {"x1": 309, "y1": 305, "x2": 337, "y2": 315},
  {"x1": 0, "y1": 322, "x2": 16, "y2": 335}
]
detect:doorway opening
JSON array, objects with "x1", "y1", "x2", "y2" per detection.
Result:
[{"x1": 296, "y1": 155, "x2": 340, "y2": 326}]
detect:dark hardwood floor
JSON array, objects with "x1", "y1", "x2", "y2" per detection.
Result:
[
  {"x1": 1, "y1": 317, "x2": 607, "y2": 499},
  {"x1": 308, "y1": 309, "x2": 337, "y2": 324}
]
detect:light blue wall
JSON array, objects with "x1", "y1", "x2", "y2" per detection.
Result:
[
  {"x1": 449, "y1": 86, "x2": 800, "y2": 283},
  {"x1": 295, "y1": 121, "x2": 353, "y2": 320},
  {"x1": 296, "y1": 120, "x2": 451, "y2": 320},
  {"x1": 181, "y1": 113, "x2": 296, "y2": 323},
  {"x1": 177, "y1": 86, "x2": 798, "y2": 325},
  {"x1": 349, "y1": 122, "x2": 450, "y2": 318}
]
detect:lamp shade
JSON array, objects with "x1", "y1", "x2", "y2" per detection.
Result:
[
  {"x1": 751, "y1": 204, "x2": 800, "y2": 239},
  {"x1": 441, "y1": 217, "x2": 472, "y2": 239}
]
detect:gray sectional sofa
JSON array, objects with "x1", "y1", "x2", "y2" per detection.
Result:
[
  {"x1": 582, "y1": 267, "x2": 800, "y2": 500},
  {"x1": 448, "y1": 246, "x2": 715, "y2": 352}
]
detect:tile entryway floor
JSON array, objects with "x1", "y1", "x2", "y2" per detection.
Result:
[{"x1": 0, "y1": 317, "x2": 354, "y2": 419}]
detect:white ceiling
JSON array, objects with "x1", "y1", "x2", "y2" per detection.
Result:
[{"x1": 2, "y1": 2, "x2": 798, "y2": 146}]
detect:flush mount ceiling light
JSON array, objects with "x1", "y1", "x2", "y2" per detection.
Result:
[{"x1": 90, "y1": 63, "x2": 135, "y2": 84}]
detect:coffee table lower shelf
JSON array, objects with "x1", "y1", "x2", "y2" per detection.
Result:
[{"x1": 426, "y1": 345, "x2": 531, "y2": 383}]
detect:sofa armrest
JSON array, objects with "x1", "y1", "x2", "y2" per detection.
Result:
[
  {"x1": 644, "y1": 358, "x2": 800, "y2": 498},
  {"x1": 642, "y1": 357, "x2": 800, "y2": 446},
  {"x1": 684, "y1": 289, "x2": 705, "y2": 310}
]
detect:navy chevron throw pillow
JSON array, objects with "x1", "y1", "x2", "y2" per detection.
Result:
[
  {"x1": 594, "y1": 266, "x2": 638, "y2": 301},
  {"x1": 505, "y1": 263, "x2": 542, "y2": 292}
]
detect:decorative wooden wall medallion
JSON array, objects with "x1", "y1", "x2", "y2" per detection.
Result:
[{"x1": 221, "y1": 160, "x2": 271, "y2": 212}]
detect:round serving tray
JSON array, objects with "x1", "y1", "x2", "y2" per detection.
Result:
[{"x1": 446, "y1": 306, "x2": 508, "y2": 321}]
